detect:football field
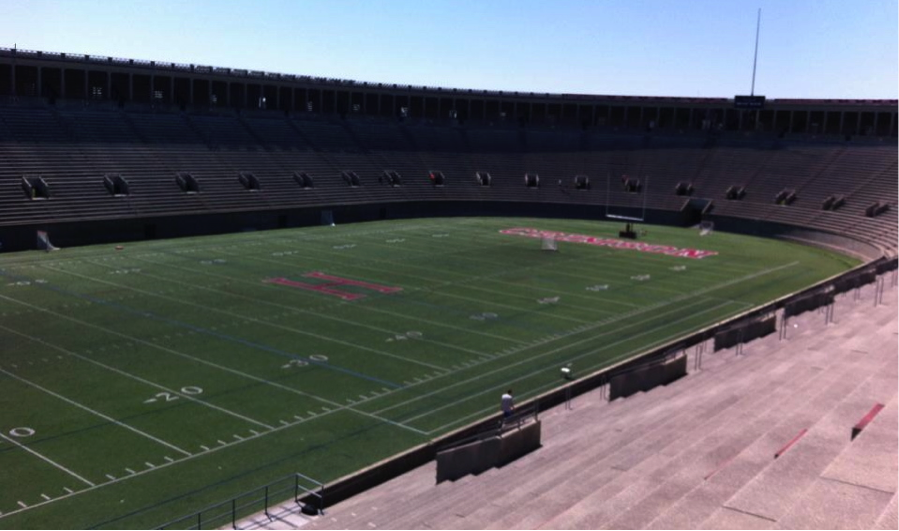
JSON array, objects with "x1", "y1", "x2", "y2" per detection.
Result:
[{"x1": 0, "y1": 217, "x2": 858, "y2": 528}]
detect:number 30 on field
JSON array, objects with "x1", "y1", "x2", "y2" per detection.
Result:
[{"x1": 143, "y1": 386, "x2": 203, "y2": 404}]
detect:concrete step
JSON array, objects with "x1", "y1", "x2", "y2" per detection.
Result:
[{"x1": 544, "y1": 342, "x2": 860, "y2": 529}]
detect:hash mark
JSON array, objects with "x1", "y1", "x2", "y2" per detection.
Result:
[
  {"x1": 41, "y1": 494, "x2": 51, "y2": 501},
  {"x1": 106, "y1": 474, "x2": 116, "y2": 481},
  {"x1": 17, "y1": 501, "x2": 27, "y2": 509},
  {"x1": 126, "y1": 468, "x2": 136, "y2": 475},
  {"x1": 200, "y1": 445, "x2": 210, "y2": 451},
  {"x1": 217, "y1": 440, "x2": 227, "y2": 446},
  {"x1": 63, "y1": 487, "x2": 74, "y2": 494},
  {"x1": 164, "y1": 456, "x2": 174, "y2": 463}
]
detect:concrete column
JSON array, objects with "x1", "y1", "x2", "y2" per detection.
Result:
[
  {"x1": 36, "y1": 67, "x2": 42, "y2": 98},
  {"x1": 83, "y1": 69, "x2": 88, "y2": 100}
]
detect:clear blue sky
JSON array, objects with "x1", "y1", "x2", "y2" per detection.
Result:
[{"x1": 4, "y1": 0, "x2": 897, "y2": 99}]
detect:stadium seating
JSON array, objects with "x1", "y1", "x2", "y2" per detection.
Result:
[
  {"x1": 0, "y1": 102, "x2": 895, "y2": 259},
  {"x1": 297, "y1": 280, "x2": 897, "y2": 530}
]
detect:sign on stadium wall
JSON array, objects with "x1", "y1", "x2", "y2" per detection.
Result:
[{"x1": 500, "y1": 228, "x2": 718, "y2": 259}]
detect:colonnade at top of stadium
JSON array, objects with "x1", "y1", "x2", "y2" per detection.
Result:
[{"x1": 0, "y1": 47, "x2": 896, "y2": 136}]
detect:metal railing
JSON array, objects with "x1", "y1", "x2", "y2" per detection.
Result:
[
  {"x1": 436, "y1": 401, "x2": 539, "y2": 454},
  {"x1": 598, "y1": 347, "x2": 686, "y2": 401},
  {"x1": 155, "y1": 472, "x2": 323, "y2": 530}
]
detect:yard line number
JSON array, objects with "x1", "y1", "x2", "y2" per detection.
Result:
[
  {"x1": 281, "y1": 354, "x2": 329, "y2": 369},
  {"x1": 143, "y1": 386, "x2": 203, "y2": 404}
]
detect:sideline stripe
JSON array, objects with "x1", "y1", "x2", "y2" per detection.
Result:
[
  {"x1": 399, "y1": 299, "x2": 735, "y2": 425},
  {"x1": 0, "y1": 369, "x2": 191, "y2": 456},
  {"x1": 420, "y1": 300, "x2": 741, "y2": 433},
  {"x1": 0, "y1": 432, "x2": 95, "y2": 487}
]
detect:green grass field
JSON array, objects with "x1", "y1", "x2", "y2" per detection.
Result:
[{"x1": 0, "y1": 217, "x2": 858, "y2": 528}]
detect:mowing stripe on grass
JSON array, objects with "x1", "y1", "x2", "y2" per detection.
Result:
[
  {"x1": 40, "y1": 264, "x2": 445, "y2": 375},
  {"x1": 0, "y1": 292, "x2": 428, "y2": 436},
  {"x1": 269, "y1": 231, "x2": 651, "y2": 309},
  {"x1": 376, "y1": 258, "x2": 793, "y2": 406},
  {"x1": 395, "y1": 297, "x2": 732, "y2": 425},
  {"x1": 0, "y1": 323, "x2": 280, "y2": 438},
  {"x1": 0, "y1": 368, "x2": 192, "y2": 456},
  {"x1": 0, "y1": 431, "x2": 95, "y2": 487},
  {"x1": 102, "y1": 260, "x2": 497, "y2": 359},
  {"x1": 416, "y1": 300, "x2": 740, "y2": 431},
  {"x1": 132, "y1": 253, "x2": 530, "y2": 345},
  {"x1": 0, "y1": 390, "x2": 426, "y2": 523},
  {"x1": 222, "y1": 244, "x2": 598, "y2": 324},
  {"x1": 0, "y1": 292, "x2": 274, "y2": 430}
]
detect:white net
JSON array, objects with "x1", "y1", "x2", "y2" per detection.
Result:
[
  {"x1": 541, "y1": 235, "x2": 558, "y2": 252},
  {"x1": 699, "y1": 221, "x2": 715, "y2": 236}
]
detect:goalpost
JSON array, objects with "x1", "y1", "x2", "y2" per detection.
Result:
[
  {"x1": 699, "y1": 221, "x2": 715, "y2": 236},
  {"x1": 541, "y1": 234, "x2": 558, "y2": 252}
]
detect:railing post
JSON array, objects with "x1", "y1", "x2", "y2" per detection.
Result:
[
  {"x1": 294, "y1": 474, "x2": 299, "y2": 504},
  {"x1": 231, "y1": 498, "x2": 236, "y2": 530},
  {"x1": 264, "y1": 486, "x2": 269, "y2": 519}
]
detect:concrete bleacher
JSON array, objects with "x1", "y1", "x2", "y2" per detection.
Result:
[
  {"x1": 0, "y1": 104, "x2": 895, "y2": 259},
  {"x1": 251, "y1": 277, "x2": 896, "y2": 530}
]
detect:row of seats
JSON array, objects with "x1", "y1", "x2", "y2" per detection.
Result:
[{"x1": 0, "y1": 105, "x2": 895, "y2": 255}]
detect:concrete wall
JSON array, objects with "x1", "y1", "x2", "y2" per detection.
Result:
[
  {"x1": 435, "y1": 422, "x2": 542, "y2": 483},
  {"x1": 609, "y1": 355, "x2": 688, "y2": 400}
]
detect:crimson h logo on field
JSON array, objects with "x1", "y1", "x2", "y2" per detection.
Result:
[{"x1": 264, "y1": 271, "x2": 402, "y2": 301}]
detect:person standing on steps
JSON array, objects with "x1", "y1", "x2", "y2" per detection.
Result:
[{"x1": 501, "y1": 389, "x2": 515, "y2": 419}]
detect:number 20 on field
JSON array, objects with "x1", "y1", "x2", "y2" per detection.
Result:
[{"x1": 144, "y1": 386, "x2": 203, "y2": 404}]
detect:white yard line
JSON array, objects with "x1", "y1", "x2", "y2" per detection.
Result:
[
  {"x1": 409, "y1": 300, "x2": 739, "y2": 428},
  {"x1": 0, "y1": 293, "x2": 275, "y2": 431},
  {"x1": 377, "y1": 296, "x2": 724, "y2": 419},
  {"x1": 373, "y1": 261, "x2": 798, "y2": 416},
  {"x1": 41, "y1": 263, "x2": 447, "y2": 372},
  {"x1": 0, "y1": 381, "x2": 426, "y2": 523},
  {"x1": 0, "y1": 432, "x2": 95, "y2": 487},
  {"x1": 0, "y1": 292, "x2": 426, "y2": 436},
  {"x1": 132, "y1": 253, "x2": 529, "y2": 346},
  {"x1": 88, "y1": 260, "x2": 493, "y2": 359},
  {"x1": 0, "y1": 323, "x2": 274, "y2": 435},
  {"x1": 0, "y1": 368, "x2": 192, "y2": 456},
  {"x1": 239, "y1": 246, "x2": 619, "y2": 319}
]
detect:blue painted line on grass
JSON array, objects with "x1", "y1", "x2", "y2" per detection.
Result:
[{"x1": 0, "y1": 269, "x2": 402, "y2": 389}]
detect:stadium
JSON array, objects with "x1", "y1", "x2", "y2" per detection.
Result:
[{"x1": 0, "y1": 33, "x2": 896, "y2": 530}]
